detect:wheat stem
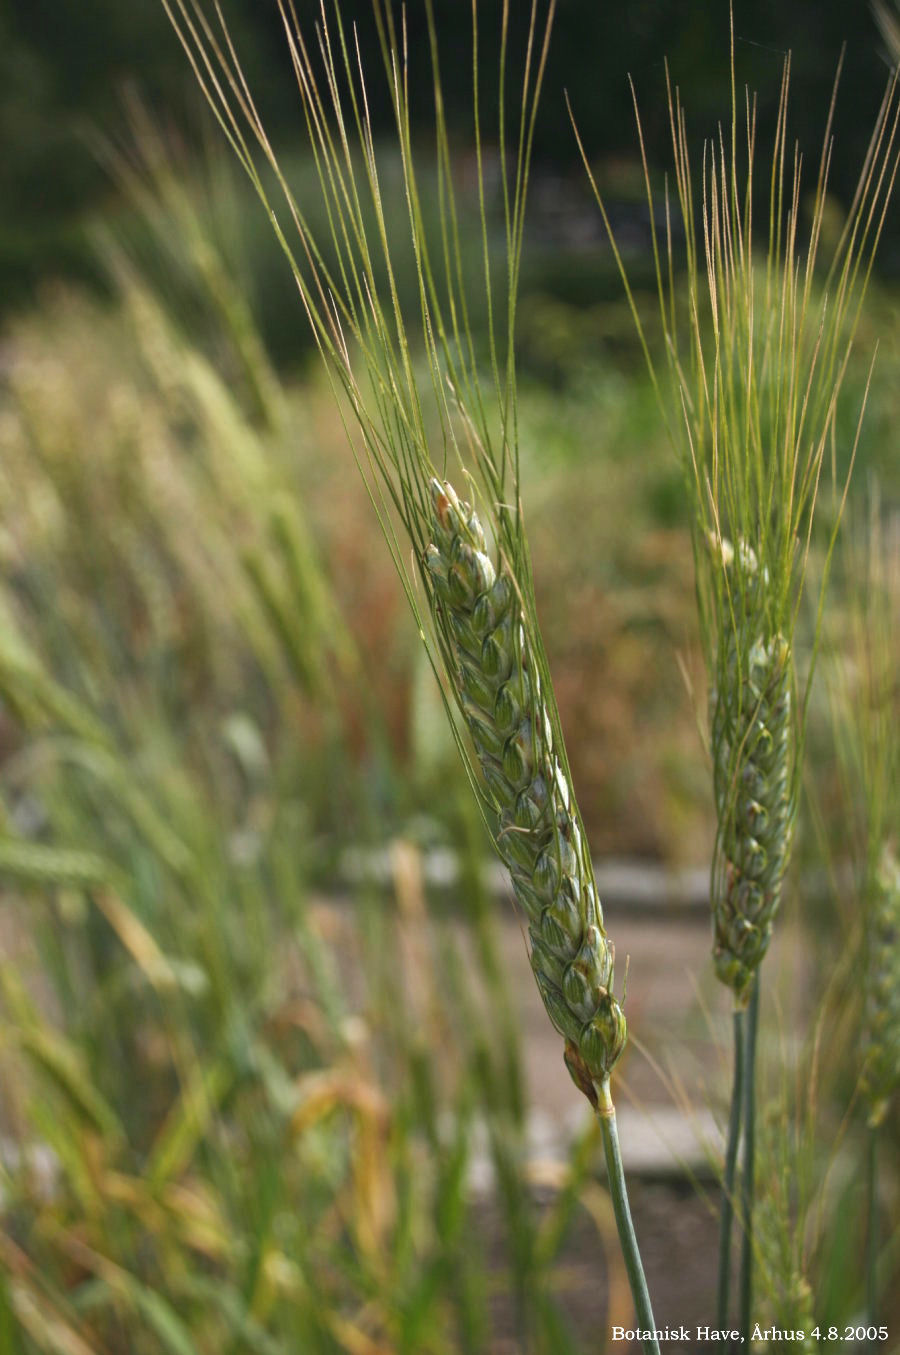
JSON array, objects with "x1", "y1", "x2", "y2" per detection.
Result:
[
  {"x1": 866, "y1": 1121, "x2": 879, "y2": 1338},
  {"x1": 739, "y1": 972, "x2": 760, "y2": 1342},
  {"x1": 595, "y1": 1079, "x2": 659, "y2": 1355},
  {"x1": 717, "y1": 1005, "x2": 745, "y2": 1348}
]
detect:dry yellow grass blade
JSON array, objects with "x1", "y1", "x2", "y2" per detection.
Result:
[
  {"x1": 160, "y1": 1180, "x2": 232, "y2": 1263},
  {"x1": 325, "y1": 1311, "x2": 395, "y2": 1355},
  {"x1": 0, "y1": 1235, "x2": 103, "y2": 1355},
  {"x1": 92, "y1": 890, "x2": 178, "y2": 991},
  {"x1": 7, "y1": 1286, "x2": 100, "y2": 1355},
  {"x1": 291, "y1": 1067, "x2": 395, "y2": 1262},
  {"x1": 289, "y1": 1068, "x2": 389, "y2": 1135}
]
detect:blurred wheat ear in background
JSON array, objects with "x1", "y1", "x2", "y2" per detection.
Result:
[{"x1": 863, "y1": 847, "x2": 900, "y2": 1131}]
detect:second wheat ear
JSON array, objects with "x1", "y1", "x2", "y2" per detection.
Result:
[
  {"x1": 863, "y1": 845, "x2": 900, "y2": 1131},
  {"x1": 709, "y1": 539, "x2": 794, "y2": 1007},
  {"x1": 577, "y1": 25, "x2": 900, "y2": 1338}
]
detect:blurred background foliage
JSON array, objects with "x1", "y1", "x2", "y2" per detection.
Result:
[
  {"x1": 1, "y1": 1, "x2": 899, "y2": 1350},
  {"x1": 4, "y1": 0, "x2": 900, "y2": 317}
]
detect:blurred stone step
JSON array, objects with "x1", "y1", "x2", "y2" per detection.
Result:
[
  {"x1": 340, "y1": 845, "x2": 710, "y2": 914},
  {"x1": 464, "y1": 1105, "x2": 723, "y2": 1196}
]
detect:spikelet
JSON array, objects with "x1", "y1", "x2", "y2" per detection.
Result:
[
  {"x1": 709, "y1": 539, "x2": 794, "y2": 1005},
  {"x1": 424, "y1": 479, "x2": 626, "y2": 1095},
  {"x1": 862, "y1": 845, "x2": 900, "y2": 1128}
]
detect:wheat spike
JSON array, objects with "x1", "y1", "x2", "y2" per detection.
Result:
[
  {"x1": 425, "y1": 479, "x2": 626, "y2": 1095},
  {"x1": 862, "y1": 845, "x2": 900, "y2": 1128},
  {"x1": 710, "y1": 540, "x2": 794, "y2": 1005}
]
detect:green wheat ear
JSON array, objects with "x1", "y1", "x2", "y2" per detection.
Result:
[
  {"x1": 709, "y1": 537, "x2": 795, "y2": 1005},
  {"x1": 575, "y1": 35, "x2": 899, "y2": 1014},
  {"x1": 862, "y1": 844, "x2": 900, "y2": 1128},
  {"x1": 426, "y1": 479, "x2": 626, "y2": 1094}
]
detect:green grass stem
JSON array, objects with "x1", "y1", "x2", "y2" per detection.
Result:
[
  {"x1": 596, "y1": 1078, "x2": 659, "y2": 1355},
  {"x1": 717, "y1": 1006, "x2": 745, "y2": 1350},
  {"x1": 739, "y1": 974, "x2": 761, "y2": 1342},
  {"x1": 866, "y1": 1121, "x2": 879, "y2": 1341}
]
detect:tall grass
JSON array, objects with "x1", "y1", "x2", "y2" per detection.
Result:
[{"x1": 0, "y1": 214, "x2": 627, "y2": 1351}]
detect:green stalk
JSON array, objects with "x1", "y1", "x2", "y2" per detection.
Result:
[
  {"x1": 717, "y1": 1006, "x2": 746, "y2": 1350},
  {"x1": 596, "y1": 1078, "x2": 660, "y2": 1355},
  {"x1": 866, "y1": 1122, "x2": 879, "y2": 1342},
  {"x1": 739, "y1": 974, "x2": 760, "y2": 1342}
]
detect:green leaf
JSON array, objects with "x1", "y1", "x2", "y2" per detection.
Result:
[
  {"x1": 125, "y1": 1284, "x2": 201, "y2": 1355},
  {"x1": 18, "y1": 1027, "x2": 123, "y2": 1143}
]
